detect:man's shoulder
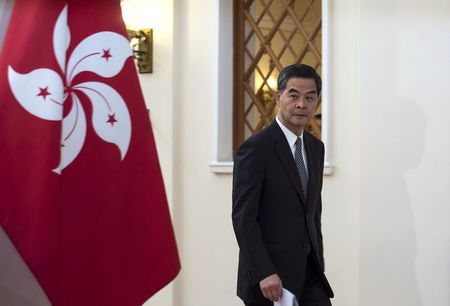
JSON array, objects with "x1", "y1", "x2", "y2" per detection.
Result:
[
  {"x1": 233, "y1": 127, "x2": 273, "y2": 176},
  {"x1": 304, "y1": 130, "x2": 324, "y2": 149},
  {"x1": 237, "y1": 125, "x2": 273, "y2": 151}
]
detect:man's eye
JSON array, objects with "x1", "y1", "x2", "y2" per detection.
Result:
[{"x1": 289, "y1": 95, "x2": 298, "y2": 99}]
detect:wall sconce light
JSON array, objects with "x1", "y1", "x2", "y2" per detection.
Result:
[
  {"x1": 127, "y1": 28, "x2": 153, "y2": 73},
  {"x1": 121, "y1": 0, "x2": 153, "y2": 74}
]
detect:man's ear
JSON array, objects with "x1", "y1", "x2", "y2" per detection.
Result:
[{"x1": 275, "y1": 91, "x2": 281, "y2": 106}]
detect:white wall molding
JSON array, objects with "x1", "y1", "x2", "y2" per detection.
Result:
[{"x1": 209, "y1": 161, "x2": 334, "y2": 175}]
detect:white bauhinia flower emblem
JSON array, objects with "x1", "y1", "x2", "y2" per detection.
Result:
[{"x1": 8, "y1": 5, "x2": 132, "y2": 174}]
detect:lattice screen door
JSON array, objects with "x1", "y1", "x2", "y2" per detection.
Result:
[{"x1": 233, "y1": 0, "x2": 322, "y2": 153}]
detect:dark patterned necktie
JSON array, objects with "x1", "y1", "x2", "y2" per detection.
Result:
[
  {"x1": 295, "y1": 137, "x2": 311, "y2": 254},
  {"x1": 295, "y1": 138, "x2": 308, "y2": 198}
]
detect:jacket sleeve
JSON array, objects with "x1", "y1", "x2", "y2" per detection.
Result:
[
  {"x1": 314, "y1": 142, "x2": 325, "y2": 271},
  {"x1": 232, "y1": 139, "x2": 276, "y2": 284},
  {"x1": 315, "y1": 195, "x2": 325, "y2": 271}
]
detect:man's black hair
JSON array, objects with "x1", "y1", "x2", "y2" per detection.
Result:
[{"x1": 277, "y1": 63, "x2": 322, "y2": 95}]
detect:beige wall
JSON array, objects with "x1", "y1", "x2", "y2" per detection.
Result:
[
  {"x1": 133, "y1": 0, "x2": 450, "y2": 305},
  {"x1": 171, "y1": 0, "x2": 238, "y2": 305},
  {"x1": 133, "y1": 0, "x2": 176, "y2": 305},
  {"x1": 322, "y1": 0, "x2": 360, "y2": 305},
  {"x1": 140, "y1": 0, "x2": 361, "y2": 304},
  {"x1": 358, "y1": 0, "x2": 450, "y2": 305}
]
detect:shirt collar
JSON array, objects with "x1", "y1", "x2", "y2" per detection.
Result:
[{"x1": 275, "y1": 116, "x2": 304, "y2": 149}]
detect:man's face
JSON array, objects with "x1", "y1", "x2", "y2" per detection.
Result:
[{"x1": 276, "y1": 77, "x2": 319, "y2": 136}]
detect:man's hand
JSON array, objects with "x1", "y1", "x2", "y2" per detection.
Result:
[{"x1": 259, "y1": 274, "x2": 283, "y2": 301}]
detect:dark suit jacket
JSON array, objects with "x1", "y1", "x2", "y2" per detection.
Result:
[{"x1": 232, "y1": 120, "x2": 333, "y2": 304}]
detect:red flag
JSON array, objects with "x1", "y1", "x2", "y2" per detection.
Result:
[{"x1": 0, "y1": 1, "x2": 180, "y2": 305}]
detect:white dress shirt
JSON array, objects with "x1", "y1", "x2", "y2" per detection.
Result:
[{"x1": 275, "y1": 116, "x2": 308, "y2": 176}]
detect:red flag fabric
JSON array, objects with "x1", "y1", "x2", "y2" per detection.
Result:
[{"x1": 0, "y1": 1, "x2": 180, "y2": 305}]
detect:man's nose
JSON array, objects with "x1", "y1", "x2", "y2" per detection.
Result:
[{"x1": 296, "y1": 97, "x2": 306, "y2": 109}]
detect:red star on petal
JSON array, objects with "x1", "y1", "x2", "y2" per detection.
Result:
[
  {"x1": 107, "y1": 113, "x2": 118, "y2": 126},
  {"x1": 101, "y1": 49, "x2": 112, "y2": 61},
  {"x1": 37, "y1": 86, "x2": 51, "y2": 100}
]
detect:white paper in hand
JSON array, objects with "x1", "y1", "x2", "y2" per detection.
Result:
[{"x1": 274, "y1": 288, "x2": 299, "y2": 306}]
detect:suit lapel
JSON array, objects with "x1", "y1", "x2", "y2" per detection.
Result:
[{"x1": 269, "y1": 121, "x2": 307, "y2": 206}]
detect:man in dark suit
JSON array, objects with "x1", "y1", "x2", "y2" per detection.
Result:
[{"x1": 232, "y1": 64, "x2": 334, "y2": 306}]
